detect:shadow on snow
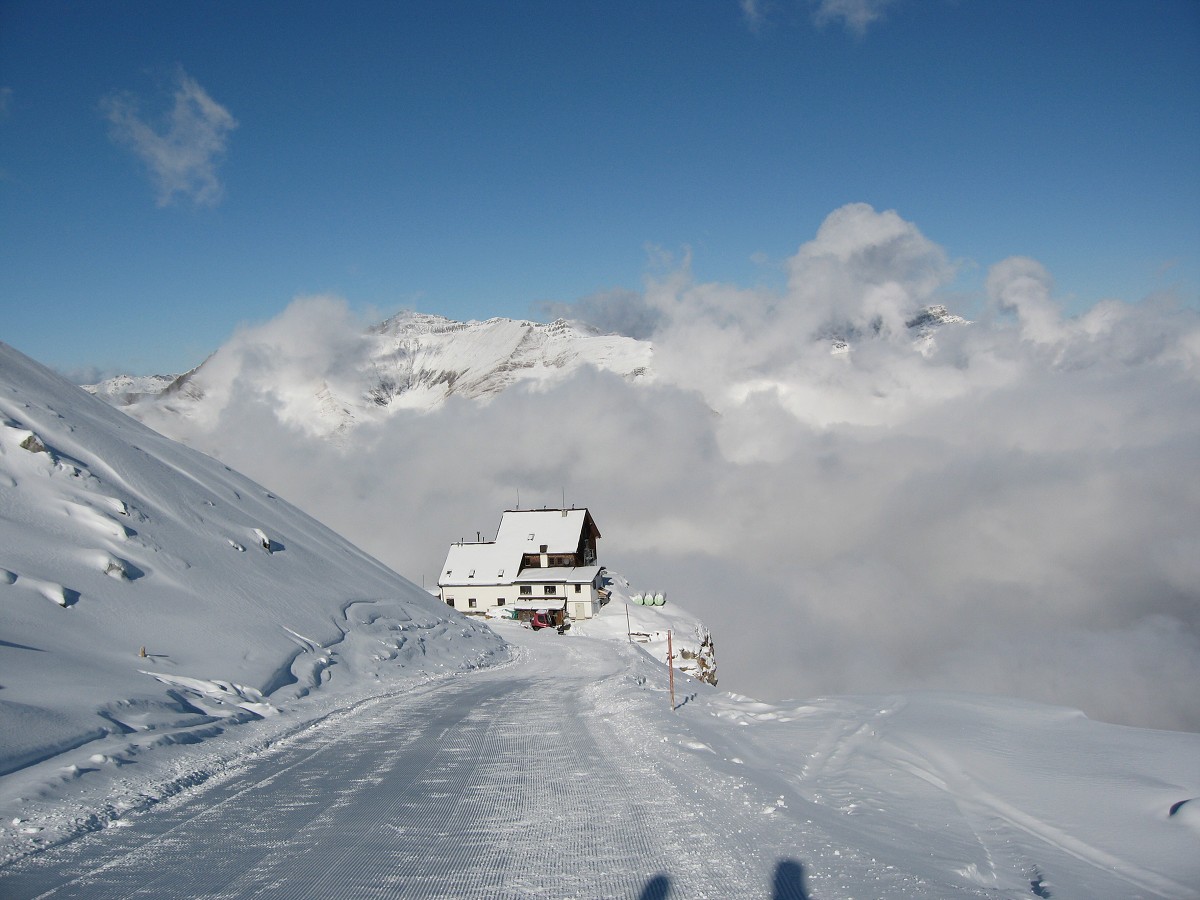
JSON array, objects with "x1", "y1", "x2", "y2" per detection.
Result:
[{"x1": 637, "y1": 858, "x2": 809, "y2": 899}]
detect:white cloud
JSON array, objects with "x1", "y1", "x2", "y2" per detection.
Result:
[
  {"x1": 740, "y1": 0, "x2": 769, "y2": 32},
  {"x1": 102, "y1": 68, "x2": 237, "y2": 207},
  {"x1": 812, "y1": 0, "x2": 898, "y2": 36},
  {"x1": 134, "y1": 206, "x2": 1200, "y2": 732}
]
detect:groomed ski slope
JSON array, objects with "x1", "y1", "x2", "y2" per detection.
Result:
[{"x1": 3, "y1": 621, "x2": 1198, "y2": 900}]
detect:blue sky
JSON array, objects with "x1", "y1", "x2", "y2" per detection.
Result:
[{"x1": 2, "y1": 0, "x2": 1198, "y2": 377}]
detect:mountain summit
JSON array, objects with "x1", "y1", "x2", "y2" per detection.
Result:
[{"x1": 85, "y1": 313, "x2": 652, "y2": 438}]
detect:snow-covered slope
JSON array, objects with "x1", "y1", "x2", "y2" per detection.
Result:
[
  {"x1": 0, "y1": 341, "x2": 505, "y2": 822},
  {"x1": 86, "y1": 312, "x2": 653, "y2": 437}
]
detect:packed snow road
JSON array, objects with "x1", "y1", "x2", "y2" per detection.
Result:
[
  {"x1": 13, "y1": 618, "x2": 1189, "y2": 900},
  {"x1": 0, "y1": 624, "x2": 938, "y2": 900}
]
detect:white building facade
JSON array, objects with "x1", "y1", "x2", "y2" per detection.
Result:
[{"x1": 437, "y1": 508, "x2": 605, "y2": 621}]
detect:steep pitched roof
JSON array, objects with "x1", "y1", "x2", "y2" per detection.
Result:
[
  {"x1": 494, "y1": 508, "x2": 598, "y2": 554},
  {"x1": 438, "y1": 508, "x2": 599, "y2": 588}
]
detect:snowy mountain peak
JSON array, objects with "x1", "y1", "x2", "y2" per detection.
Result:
[
  {"x1": 87, "y1": 312, "x2": 653, "y2": 438},
  {"x1": 821, "y1": 303, "x2": 970, "y2": 355},
  {"x1": 905, "y1": 303, "x2": 969, "y2": 332}
]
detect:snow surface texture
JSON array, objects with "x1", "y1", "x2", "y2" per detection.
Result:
[
  {"x1": 0, "y1": 341, "x2": 505, "y2": 850},
  {"x1": 2, "y1": 620, "x2": 1197, "y2": 898},
  {"x1": 81, "y1": 214, "x2": 1200, "y2": 735}
]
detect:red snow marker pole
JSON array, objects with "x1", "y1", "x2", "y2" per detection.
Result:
[{"x1": 667, "y1": 629, "x2": 675, "y2": 711}]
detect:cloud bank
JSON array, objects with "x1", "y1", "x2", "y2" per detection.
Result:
[
  {"x1": 137, "y1": 204, "x2": 1200, "y2": 732},
  {"x1": 102, "y1": 68, "x2": 237, "y2": 207}
]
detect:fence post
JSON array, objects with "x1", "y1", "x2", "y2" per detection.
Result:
[{"x1": 667, "y1": 629, "x2": 675, "y2": 711}]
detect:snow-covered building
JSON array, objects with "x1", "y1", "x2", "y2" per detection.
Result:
[{"x1": 438, "y1": 508, "x2": 605, "y2": 622}]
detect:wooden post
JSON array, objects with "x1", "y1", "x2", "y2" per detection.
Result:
[
  {"x1": 667, "y1": 629, "x2": 675, "y2": 711},
  {"x1": 625, "y1": 599, "x2": 632, "y2": 642}
]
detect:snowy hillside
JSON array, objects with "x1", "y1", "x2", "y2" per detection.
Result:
[
  {"x1": 0, "y1": 341, "x2": 505, "y2": 850},
  {"x1": 85, "y1": 310, "x2": 653, "y2": 437}
]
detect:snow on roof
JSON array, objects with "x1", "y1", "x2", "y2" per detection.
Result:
[
  {"x1": 439, "y1": 541, "x2": 523, "y2": 586},
  {"x1": 495, "y1": 508, "x2": 596, "y2": 553},
  {"x1": 439, "y1": 508, "x2": 599, "y2": 587},
  {"x1": 513, "y1": 565, "x2": 602, "y2": 584},
  {"x1": 513, "y1": 598, "x2": 567, "y2": 611}
]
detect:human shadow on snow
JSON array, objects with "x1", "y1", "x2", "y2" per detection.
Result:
[
  {"x1": 636, "y1": 859, "x2": 809, "y2": 899},
  {"x1": 637, "y1": 874, "x2": 670, "y2": 900},
  {"x1": 772, "y1": 859, "x2": 810, "y2": 899}
]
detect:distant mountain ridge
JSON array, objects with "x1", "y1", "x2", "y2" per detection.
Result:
[
  {"x1": 84, "y1": 312, "x2": 653, "y2": 438},
  {"x1": 83, "y1": 307, "x2": 965, "y2": 436}
]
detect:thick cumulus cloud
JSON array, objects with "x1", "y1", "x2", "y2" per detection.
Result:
[{"x1": 146, "y1": 204, "x2": 1200, "y2": 732}]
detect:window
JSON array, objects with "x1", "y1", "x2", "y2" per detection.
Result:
[
  {"x1": 445, "y1": 598, "x2": 455, "y2": 607},
  {"x1": 574, "y1": 584, "x2": 582, "y2": 593},
  {"x1": 528, "y1": 533, "x2": 535, "y2": 540},
  {"x1": 468, "y1": 598, "x2": 477, "y2": 609},
  {"x1": 545, "y1": 585, "x2": 557, "y2": 595},
  {"x1": 497, "y1": 569, "x2": 504, "y2": 578},
  {"x1": 496, "y1": 598, "x2": 505, "y2": 606},
  {"x1": 444, "y1": 570, "x2": 452, "y2": 578},
  {"x1": 468, "y1": 569, "x2": 475, "y2": 578},
  {"x1": 540, "y1": 544, "x2": 548, "y2": 553},
  {"x1": 520, "y1": 586, "x2": 532, "y2": 595}
]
